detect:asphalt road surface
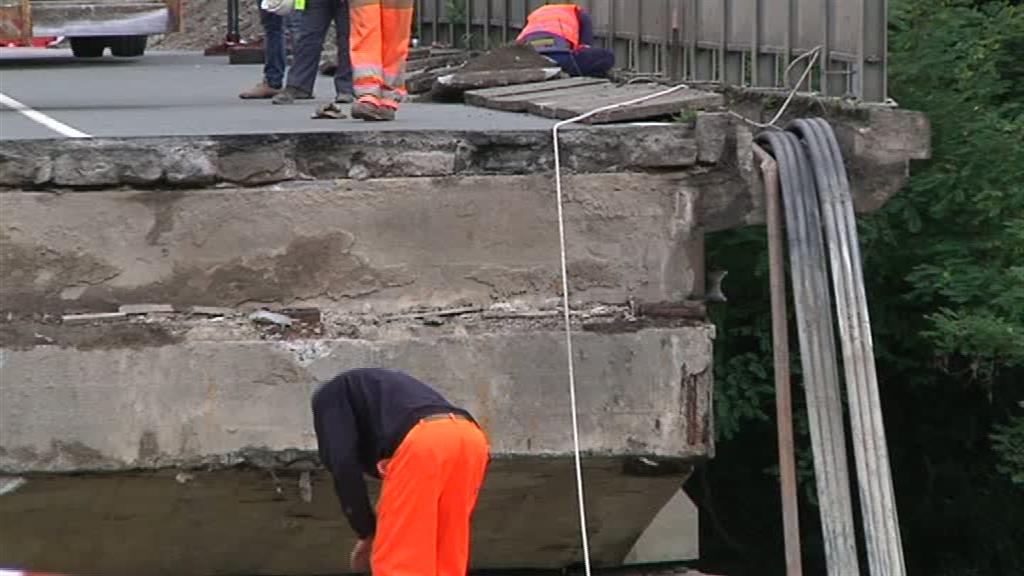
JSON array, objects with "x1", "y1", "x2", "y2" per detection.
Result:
[{"x1": 0, "y1": 49, "x2": 558, "y2": 140}]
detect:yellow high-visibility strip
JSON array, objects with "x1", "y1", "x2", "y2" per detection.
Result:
[{"x1": 296, "y1": 0, "x2": 306, "y2": 10}]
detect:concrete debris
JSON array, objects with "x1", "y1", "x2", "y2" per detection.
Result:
[
  {"x1": 279, "y1": 308, "x2": 322, "y2": 326},
  {"x1": 298, "y1": 471, "x2": 313, "y2": 503},
  {"x1": 634, "y1": 301, "x2": 707, "y2": 320},
  {"x1": 119, "y1": 303, "x2": 175, "y2": 315},
  {"x1": 187, "y1": 306, "x2": 235, "y2": 317},
  {"x1": 61, "y1": 312, "x2": 127, "y2": 325},
  {"x1": 248, "y1": 310, "x2": 294, "y2": 327},
  {"x1": 0, "y1": 476, "x2": 27, "y2": 496},
  {"x1": 33, "y1": 332, "x2": 55, "y2": 344},
  {"x1": 387, "y1": 306, "x2": 484, "y2": 321},
  {"x1": 435, "y1": 67, "x2": 562, "y2": 95},
  {"x1": 174, "y1": 472, "x2": 194, "y2": 485},
  {"x1": 276, "y1": 339, "x2": 332, "y2": 366}
]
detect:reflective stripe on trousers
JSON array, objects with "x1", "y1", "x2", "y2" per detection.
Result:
[{"x1": 349, "y1": 0, "x2": 413, "y2": 110}]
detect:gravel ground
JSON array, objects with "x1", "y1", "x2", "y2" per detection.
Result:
[{"x1": 151, "y1": 0, "x2": 337, "y2": 57}]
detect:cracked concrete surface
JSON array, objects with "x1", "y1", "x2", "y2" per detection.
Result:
[{"x1": 0, "y1": 174, "x2": 702, "y2": 315}]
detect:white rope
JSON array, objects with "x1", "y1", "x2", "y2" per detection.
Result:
[
  {"x1": 727, "y1": 46, "x2": 822, "y2": 130},
  {"x1": 551, "y1": 83, "x2": 692, "y2": 576}
]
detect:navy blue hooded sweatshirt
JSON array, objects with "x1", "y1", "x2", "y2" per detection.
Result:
[{"x1": 310, "y1": 368, "x2": 473, "y2": 538}]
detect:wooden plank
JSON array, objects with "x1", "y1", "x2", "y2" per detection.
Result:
[
  {"x1": 523, "y1": 83, "x2": 651, "y2": 117},
  {"x1": 481, "y1": 83, "x2": 619, "y2": 112},
  {"x1": 581, "y1": 90, "x2": 724, "y2": 123},
  {"x1": 464, "y1": 76, "x2": 606, "y2": 99},
  {"x1": 465, "y1": 76, "x2": 610, "y2": 104},
  {"x1": 435, "y1": 67, "x2": 561, "y2": 93},
  {"x1": 529, "y1": 85, "x2": 724, "y2": 123}
]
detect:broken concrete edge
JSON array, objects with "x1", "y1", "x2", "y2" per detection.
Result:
[
  {"x1": 694, "y1": 91, "x2": 931, "y2": 231},
  {"x1": 0, "y1": 312, "x2": 711, "y2": 352},
  {"x1": 0, "y1": 447, "x2": 710, "y2": 476},
  {"x1": 0, "y1": 123, "x2": 718, "y2": 190}
]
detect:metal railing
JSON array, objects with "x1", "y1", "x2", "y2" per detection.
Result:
[{"x1": 414, "y1": 0, "x2": 887, "y2": 102}]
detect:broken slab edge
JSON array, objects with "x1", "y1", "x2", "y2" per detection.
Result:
[
  {"x1": 0, "y1": 448, "x2": 708, "y2": 476},
  {"x1": 0, "y1": 126, "x2": 706, "y2": 190}
]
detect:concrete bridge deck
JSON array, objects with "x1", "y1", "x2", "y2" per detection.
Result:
[{"x1": 0, "y1": 50, "x2": 557, "y2": 140}]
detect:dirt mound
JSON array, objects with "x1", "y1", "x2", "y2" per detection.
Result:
[
  {"x1": 459, "y1": 44, "x2": 554, "y2": 73},
  {"x1": 150, "y1": 0, "x2": 337, "y2": 56}
]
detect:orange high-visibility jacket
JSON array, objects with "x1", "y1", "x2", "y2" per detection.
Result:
[{"x1": 516, "y1": 4, "x2": 582, "y2": 49}]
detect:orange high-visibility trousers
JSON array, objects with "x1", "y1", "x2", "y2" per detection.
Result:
[
  {"x1": 373, "y1": 415, "x2": 490, "y2": 576},
  {"x1": 350, "y1": 0, "x2": 414, "y2": 110}
]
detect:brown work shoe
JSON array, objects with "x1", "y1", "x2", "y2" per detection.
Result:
[
  {"x1": 351, "y1": 101, "x2": 396, "y2": 121},
  {"x1": 239, "y1": 81, "x2": 281, "y2": 99},
  {"x1": 272, "y1": 85, "x2": 314, "y2": 105}
]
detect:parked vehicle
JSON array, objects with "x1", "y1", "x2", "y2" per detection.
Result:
[{"x1": 0, "y1": 0, "x2": 183, "y2": 57}]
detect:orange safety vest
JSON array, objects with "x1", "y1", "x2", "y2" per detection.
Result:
[{"x1": 516, "y1": 4, "x2": 582, "y2": 49}]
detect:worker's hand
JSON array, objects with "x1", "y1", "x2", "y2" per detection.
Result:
[{"x1": 350, "y1": 537, "x2": 373, "y2": 573}]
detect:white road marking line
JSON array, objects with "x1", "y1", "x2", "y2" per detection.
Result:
[{"x1": 0, "y1": 91, "x2": 90, "y2": 138}]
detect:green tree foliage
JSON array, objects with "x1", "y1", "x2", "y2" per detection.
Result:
[{"x1": 697, "y1": 1, "x2": 1024, "y2": 574}]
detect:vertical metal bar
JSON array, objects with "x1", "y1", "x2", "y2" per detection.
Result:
[
  {"x1": 664, "y1": 0, "x2": 673, "y2": 78},
  {"x1": 860, "y1": 0, "x2": 887, "y2": 101},
  {"x1": 484, "y1": 0, "x2": 491, "y2": 48},
  {"x1": 501, "y1": 0, "x2": 509, "y2": 43},
  {"x1": 751, "y1": 0, "x2": 761, "y2": 86},
  {"x1": 608, "y1": 0, "x2": 617, "y2": 65},
  {"x1": 718, "y1": 0, "x2": 728, "y2": 82},
  {"x1": 465, "y1": 0, "x2": 472, "y2": 49},
  {"x1": 227, "y1": 0, "x2": 240, "y2": 43},
  {"x1": 433, "y1": 0, "x2": 440, "y2": 46},
  {"x1": 786, "y1": 0, "x2": 794, "y2": 85},
  {"x1": 635, "y1": 0, "x2": 643, "y2": 72},
  {"x1": 416, "y1": 0, "x2": 423, "y2": 44},
  {"x1": 688, "y1": 0, "x2": 697, "y2": 80},
  {"x1": 754, "y1": 143, "x2": 805, "y2": 576},
  {"x1": 821, "y1": 0, "x2": 832, "y2": 93},
  {"x1": 448, "y1": 0, "x2": 455, "y2": 47}
]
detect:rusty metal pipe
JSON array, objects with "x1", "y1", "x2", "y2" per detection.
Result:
[
  {"x1": 227, "y1": 0, "x2": 240, "y2": 44},
  {"x1": 753, "y1": 142, "x2": 803, "y2": 576}
]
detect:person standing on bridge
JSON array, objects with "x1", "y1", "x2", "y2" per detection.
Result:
[
  {"x1": 516, "y1": 3, "x2": 615, "y2": 78},
  {"x1": 271, "y1": 0, "x2": 354, "y2": 106},
  {"x1": 239, "y1": 0, "x2": 303, "y2": 99},
  {"x1": 348, "y1": 0, "x2": 415, "y2": 121},
  {"x1": 312, "y1": 368, "x2": 490, "y2": 574}
]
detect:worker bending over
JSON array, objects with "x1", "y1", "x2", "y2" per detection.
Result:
[
  {"x1": 517, "y1": 3, "x2": 615, "y2": 78},
  {"x1": 312, "y1": 368, "x2": 490, "y2": 574}
]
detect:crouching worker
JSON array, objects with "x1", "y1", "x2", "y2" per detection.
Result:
[
  {"x1": 516, "y1": 3, "x2": 615, "y2": 78},
  {"x1": 312, "y1": 368, "x2": 490, "y2": 574}
]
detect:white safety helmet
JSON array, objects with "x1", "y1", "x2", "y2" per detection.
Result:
[{"x1": 261, "y1": 0, "x2": 295, "y2": 16}]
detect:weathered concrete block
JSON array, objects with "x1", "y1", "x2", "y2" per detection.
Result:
[
  {"x1": 558, "y1": 124, "x2": 699, "y2": 172},
  {"x1": 0, "y1": 148, "x2": 52, "y2": 187},
  {"x1": 695, "y1": 112, "x2": 730, "y2": 164},
  {"x1": 52, "y1": 151, "x2": 123, "y2": 187},
  {"x1": 216, "y1": 138, "x2": 297, "y2": 184},
  {"x1": 0, "y1": 326, "x2": 714, "y2": 473},
  {"x1": 0, "y1": 173, "x2": 702, "y2": 314},
  {"x1": 163, "y1": 143, "x2": 218, "y2": 185}
]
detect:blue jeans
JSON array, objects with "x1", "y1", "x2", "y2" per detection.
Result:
[
  {"x1": 261, "y1": 7, "x2": 302, "y2": 88},
  {"x1": 546, "y1": 47, "x2": 615, "y2": 78}
]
